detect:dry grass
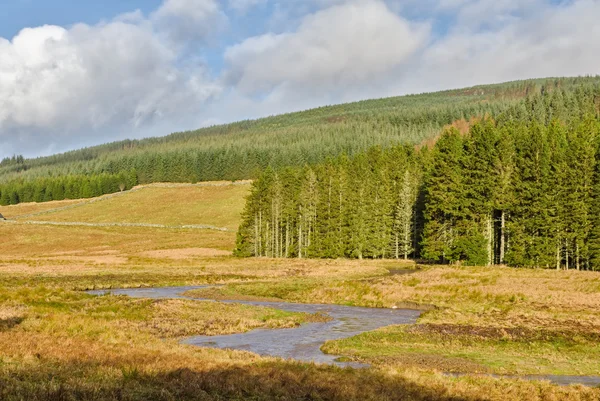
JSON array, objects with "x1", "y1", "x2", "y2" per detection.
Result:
[
  {"x1": 2, "y1": 187, "x2": 600, "y2": 399},
  {"x1": 0, "y1": 198, "x2": 83, "y2": 219},
  {"x1": 25, "y1": 182, "x2": 250, "y2": 229},
  {"x1": 0, "y1": 333, "x2": 597, "y2": 401}
]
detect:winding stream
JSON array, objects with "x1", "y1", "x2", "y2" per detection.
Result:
[
  {"x1": 88, "y1": 286, "x2": 420, "y2": 368},
  {"x1": 88, "y1": 286, "x2": 600, "y2": 387}
]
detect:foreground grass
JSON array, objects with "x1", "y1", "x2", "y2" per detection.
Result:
[
  {"x1": 1, "y1": 188, "x2": 600, "y2": 399},
  {"x1": 0, "y1": 284, "x2": 597, "y2": 400}
]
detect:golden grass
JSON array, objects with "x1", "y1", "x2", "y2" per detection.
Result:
[
  {"x1": 0, "y1": 198, "x2": 83, "y2": 219},
  {"x1": 2, "y1": 187, "x2": 600, "y2": 399},
  {"x1": 26, "y1": 182, "x2": 250, "y2": 229}
]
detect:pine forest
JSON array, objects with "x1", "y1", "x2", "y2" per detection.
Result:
[
  {"x1": 235, "y1": 82, "x2": 600, "y2": 270},
  {"x1": 1, "y1": 77, "x2": 597, "y2": 206}
]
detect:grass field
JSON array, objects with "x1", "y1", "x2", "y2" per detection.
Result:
[
  {"x1": 0, "y1": 198, "x2": 83, "y2": 219},
  {"x1": 2, "y1": 181, "x2": 251, "y2": 229},
  {"x1": 1, "y1": 182, "x2": 599, "y2": 400}
]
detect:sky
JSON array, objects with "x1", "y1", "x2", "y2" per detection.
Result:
[{"x1": 1, "y1": 0, "x2": 599, "y2": 158}]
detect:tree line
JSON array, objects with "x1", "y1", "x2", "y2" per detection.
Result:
[
  {"x1": 0, "y1": 170, "x2": 137, "y2": 206},
  {"x1": 236, "y1": 86, "x2": 600, "y2": 270}
]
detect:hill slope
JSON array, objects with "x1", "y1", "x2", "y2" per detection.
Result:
[
  {"x1": 0, "y1": 182, "x2": 250, "y2": 230},
  {"x1": 1, "y1": 76, "x2": 599, "y2": 207},
  {"x1": 3, "y1": 77, "x2": 596, "y2": 181}
]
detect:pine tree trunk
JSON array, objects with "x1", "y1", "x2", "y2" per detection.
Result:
[
  {"x1": 298, "y1": 220, "x2": 303, "y2": 259},
  {"x1": 500, "y1": 211, "x2": 505, "y2": 264},
  {"x1": 254, "y1": 213, "x2": 259, "y2": 257},
  {"x1": 285, "y1": 220, "x2": 289, "y2": 258},
  {"x1": 556, "y1": 243, "x2": 560, "y2": 270},
  {"x1": 339, "y1": 187, "x2": 344, "y2": 255},
  {"x1": 413, "y1": 210, "x2": 418, "y2": 259},
  {"x1": 576, "y1": 242, "x2": 580, "y2": 271},
  {"x1": 266, "y1": 221, "x2": 271, "y2": 258},
  {"x1": 298, "y1": 205, "x2": 302, "y2": 259},
  {"x1": 486, "y1": 213, "x2": 493, "y2": 266},
  {"x1": 404, "y1": 222, "x2": 409, "y2": 260},
  {"x1": 265, "y1": 221, "x2": 270, "y2": 258},
  {"x1": 259, "y1": 210, "x2": 263, "y2": 257}
]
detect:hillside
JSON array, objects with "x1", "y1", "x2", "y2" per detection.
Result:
[
  {"x1": 3, "y1": 77, "x2": 597, "y2": 186},
  {"x1": 0, "y1": 181, "x2": 250, "y2": 231}
]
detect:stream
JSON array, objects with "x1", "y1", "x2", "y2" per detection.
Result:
[{"x1": 88, "y1": 286, "x2": 600, "y2": 387}]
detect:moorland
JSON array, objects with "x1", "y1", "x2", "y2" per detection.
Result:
[{"x1": 1, "y1": 182, "x2": 599, "y2": 400}]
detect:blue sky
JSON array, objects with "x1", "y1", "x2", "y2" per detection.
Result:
[
  {"x1": 0, "y1": 1, "x2": 163, "y2": 38},
  {"x1": 1, "y1": 0, "x2": 599, "y2": 158}
]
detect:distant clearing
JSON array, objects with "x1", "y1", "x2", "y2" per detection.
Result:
[
  {"x1": 0, "y1": 198, "x2": 83, "y2": 219},
  {"x1": 9, "y1": 181, "x2": 250, "y2": 230}
]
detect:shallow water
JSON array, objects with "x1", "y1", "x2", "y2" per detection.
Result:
[
  {"x1": 88, "y1": 286, "x2": 600, "y2": 387},
  {"x1": 88, "y1": 286, "x2": 420, "y2": 368}
]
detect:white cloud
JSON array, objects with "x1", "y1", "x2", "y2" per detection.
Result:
[
  {"x1": 228, "y1": 0, "x2": 267, "y2": 13},
  {"x1": 0, "y1": 13, "x2": 221, "y2": 156},
  {"x1": 3, "y1": 0, "x2": 600, "y2": 159},
  {"x1": 218, "y1": 0, "x2": 600, "y2": 120},
  {"x1": 400, "y1": 0, "x2": 600, "y2": 93},
  {"x1": 151, "y1": 0, "x2": 226, "y2": 44},
  {"x1": 224, "y1": 0, "x2": 429, "y2": 95}
]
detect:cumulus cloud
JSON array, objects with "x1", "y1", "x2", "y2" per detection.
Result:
[
  {"x1": 399, "y1": 0, "x2": 600, "y2": 93},
  {"x1": 0, "y1": 3, "x2": 222, "y2": 156},
  {"x1": 218, "y1": 0, "x2": 600, "y2": 117},
  {"x1": 2, "y1": 0, "x2": 600, "y2": 158},
  {"x1": 224, "y1": 0, "x2": 429, "y2": 96}
]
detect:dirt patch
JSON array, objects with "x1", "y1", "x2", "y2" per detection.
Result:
[
  {"x1": 44, "y1": 255, "x2": 128, "y2": 265},
  {"x1": 324, "y1": 115, "x2": 347, "y2": 124},
  {"x1": 388, "y1": 269, "x2": 420, "y2": 276},
  {"x1": 140, "y1": 248, "x2": 232, "y2": 259},
  {"x1": 371, "y1": 353, "x2": 489, "y2": 374},
  {"x1": 407, "y1": 323, "x2": 600, "y2": 342},
  {"x1": 47, "y1": 249, "x2": 119, "y2": 257}
]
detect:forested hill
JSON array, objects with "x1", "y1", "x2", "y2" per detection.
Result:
[
  {"x1": 236, "y1": 80, "x2": 600, "y2": 270},
  {"x1": 1, "y1": 76, "x2": 599, "y2": 206}
]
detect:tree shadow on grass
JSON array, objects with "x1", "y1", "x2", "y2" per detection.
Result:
[{"x1": 0, "y1": 359, "x2": 475, "y2": 401}]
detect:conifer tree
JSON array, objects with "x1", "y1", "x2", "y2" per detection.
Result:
[{"x1": 421, "y1": 128, "x2": 465, "y2": 263}]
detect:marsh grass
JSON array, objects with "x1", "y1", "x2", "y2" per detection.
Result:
[
  {"x1": 321, "y1": 324, "x2": 600, "y2": 375},
  {"x1": 2, "y1": 187, "x2": 600, "y2": 399},
  {"x1": 198, "y1": 266, "x2": 600, "y2": 377}
]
